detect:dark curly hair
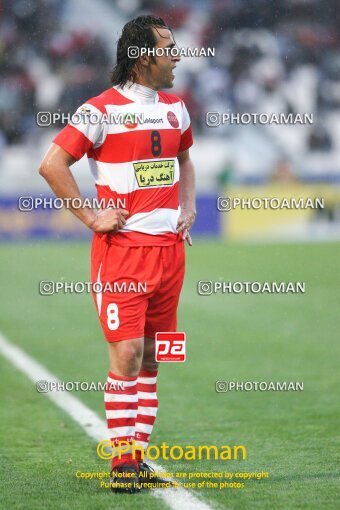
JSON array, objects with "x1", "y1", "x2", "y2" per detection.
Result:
[{"x1": 111, "y1": 15, "x2": 171, "y2": 87}]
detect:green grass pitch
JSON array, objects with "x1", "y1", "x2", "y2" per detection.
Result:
[{"x1": 0, "y1": 240, "x2": 339, "y2": 509}]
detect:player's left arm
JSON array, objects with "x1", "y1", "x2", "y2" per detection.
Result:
[{"x1": 177, "y1": 149, "x2": 196, "y2": 246}]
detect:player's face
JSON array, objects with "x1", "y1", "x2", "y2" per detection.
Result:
[{"x1": 148, "y1": 27, "x2": 180, "y2": 89}]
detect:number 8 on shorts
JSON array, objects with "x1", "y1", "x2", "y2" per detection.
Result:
[{"x1": 107, "y1": 303, "x2": 120, "y2": 331}]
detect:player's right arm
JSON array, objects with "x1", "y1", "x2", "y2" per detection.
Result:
[{"x1": 39, "y1": 143, "x2": 129, "y2": 233}]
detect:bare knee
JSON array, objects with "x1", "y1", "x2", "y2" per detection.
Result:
[
  {"x1": 142, "y1": 358, "x2": 159, "y2": 372},
  {"x1": 142, "y1": 337, "x2": 159, "y2": 372},
  {"x1": 109, "y1": 338, "x2": 144, "y2": 377}
]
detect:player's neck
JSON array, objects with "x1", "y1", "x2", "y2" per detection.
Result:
[{"x1": 117, "y1": 80, "x2": 157, "y2": 104}]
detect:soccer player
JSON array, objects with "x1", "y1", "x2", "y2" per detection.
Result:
[{"x1": 39, "y1": 15, "x2": 196, "y2": 493}]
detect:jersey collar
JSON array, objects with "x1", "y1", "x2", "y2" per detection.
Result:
[{"x1": 114, "y1": 80, "x2": 158, "y2": 104}]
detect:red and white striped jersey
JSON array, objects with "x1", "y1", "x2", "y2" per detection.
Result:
[{"x1": 53, "y1": 86, "x2": 193, "y2": 245}]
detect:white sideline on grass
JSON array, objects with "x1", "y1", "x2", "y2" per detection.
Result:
[{"x1": 0, "y1": 332, "x2": 213, "y2": 510}]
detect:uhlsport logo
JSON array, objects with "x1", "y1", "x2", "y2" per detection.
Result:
[{"x1": 155, "y1": 332, "x2": 186, "y2": 362}]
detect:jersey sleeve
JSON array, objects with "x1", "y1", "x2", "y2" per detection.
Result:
[
  {"x1": 53, "y1": 103, "x2": 106, "y2": 160},
  {"x1": 179, "y1": 102, "x2": 193, "y2": 153}
]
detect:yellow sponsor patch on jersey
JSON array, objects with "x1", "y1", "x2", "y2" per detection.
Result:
[{"x1": 133, "y1": 160, "x2": 175, "y2": 187}]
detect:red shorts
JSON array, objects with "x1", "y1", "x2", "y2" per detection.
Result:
[{"x1": 90, "y1": 235, "x2": 185, "y2": 342}]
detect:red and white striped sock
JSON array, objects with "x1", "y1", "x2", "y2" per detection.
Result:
[
  {"x1": 134, "y1": 369, "x2": 159, "y2": 462},
  {"x1": 104, "y1": 371, "x2": 139, "y2": 470}
]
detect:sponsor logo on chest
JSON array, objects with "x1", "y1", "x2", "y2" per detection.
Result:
[{"x1": 122, "y1": 110, "x2": 180, "y2": 129}]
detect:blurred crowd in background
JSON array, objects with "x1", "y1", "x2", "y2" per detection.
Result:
[
  {"x1": 0, "y1": 0, "x2": 110, "y2": 146},
  {"x1": 1, "y1": 0, "x2": 340, "y2": 181}
]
